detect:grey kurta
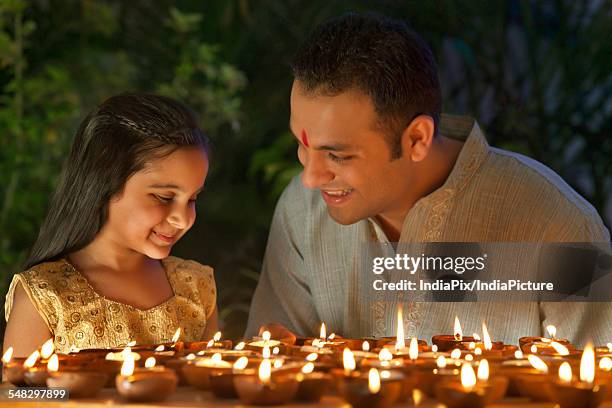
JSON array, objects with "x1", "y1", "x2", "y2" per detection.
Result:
[{"x1": 246, "y1": 115, "x2": 611, "y2": 347}]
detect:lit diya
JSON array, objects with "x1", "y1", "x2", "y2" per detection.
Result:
[
  {"x1": 46, "y1": 354, "x2": 107, "y2": 398},
  {"x1": 432, "y1": 316, "x2": 479, "y2": 351},
  {"x1": 380, "y1": 305, "x2": 428, "y2": 357},
  {"x1": 186, "y1": 331, "x2": 232, "y2": 351},
  {"x1": 233, "y1": 358, "x2": 299, "y2": 405},
  {"x1": 208, "y1": 356, "x2": 255, "y2": 399},
  {"x1": 182, "y1": 352, "x2": 231, "y2": 389},
  {"x1": 546, "y1": 343, "x2": 607, "y2": 408},
  {"x1": 295, "y1": 362, "x2": 333, "y2": 402},
  {"x1": 519, "y1": 325, "x2": 575, "y2": 355},
  {"x1": 514, "y1": 354, "x2": 554, "y2": 402},
  {"x1": 339, "y1": 367, "x2": 404, "y2": 408},
  {"x1": 23, "y1": 339, "x2": 56, "y2": 386},
  {"x1": 435, "y1": 361, "x2": 507, "y2": 408},
  {"x1": 2, "y1": 347, "x2": 27, "y2": 386},
  {"x1": 115, "y1": 354, "x2": 178, "y2": 402}
]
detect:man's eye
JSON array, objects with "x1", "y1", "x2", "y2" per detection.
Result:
[
  {"x1": 155, "y1": 195, "x2": 173, "y2": 203},
  {"x1": 328, "y1": 153, "x2": 352, "y2": 163}
]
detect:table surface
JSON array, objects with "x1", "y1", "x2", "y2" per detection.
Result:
[{"x1": 1, "y1": 384, "x2": 611, "y2": 408}]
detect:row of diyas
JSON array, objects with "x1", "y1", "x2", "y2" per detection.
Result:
[{"x1": 3, "y1": 314, "x2": 612, "y2": 408}]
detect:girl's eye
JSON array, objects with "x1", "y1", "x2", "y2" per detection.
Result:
[
  {"x1": 155, "y1": 195, "x2": 173, "y2": 203},
  {"x1": 328, "y1": 153, "x2": 352, "y2": 164}
]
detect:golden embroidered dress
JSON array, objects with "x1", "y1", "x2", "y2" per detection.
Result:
[{"x1": 4, "y1": 256, "x2": 216, "y2": 354}]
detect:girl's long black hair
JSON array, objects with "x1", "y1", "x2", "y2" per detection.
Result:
[{"x1": 24, "y1": 93, "x2": 210, "y2": 269}]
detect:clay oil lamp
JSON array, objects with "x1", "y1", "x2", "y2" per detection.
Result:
[
  {"x1": 330, "y1": 348, "x2": 361, "y2": 386},
  {"x1": 520, "y1": 325, "x2": 574, "y2": 355},
  {"x1": 468, "y1": 323, "x2": 515, "y2": 360},
  {"x1": 208, "y1": 356, "x2": 254, "y2": 398},
  {"x1": 362, "y1": 348, "x2": 405, "y2": 370},
  {"x1": 46, "y1": 354, "x2": 107, "y2": 398},
  {"x1": 413, "y1": 353, "x2": 460, "y2": 397},
  {"x1": 380, "y1": 306, "x2": 428, "y2": 357},
  {"x1": 23, "y1": 339, "x2": 55, "y2": 386},
  {"x1": 2, "y1": 347, "x2": 27, "y2": 386},
  {"x1": 432, "y1": 316, "x2": 478, "y2": 351},
  {"x1": 514, "y1": 353, "x2": 554, "y2": 402},
  {"x1": 115, "y1": 353, "x2": 178, "y2": 402},
  {"x1": 435, "y1": 361, "x2": 506, "y2": 408},
  {"x1": 595, "y1": 343, "x2": 612, "y2": 358},
  {"x1": 546, "y1": 343, "x2": 607, "y2": 408},
  {"x1": 294, "y1": 361, "x2": 333, "y2": 402},
  {"x1": 233, "y1": 357, "x2": 299, "y2": 405},
  {"x1": 182, "y1": 352, "x2": 231, "y2": 389},
  {"x1": 351, "y1": 340, "x2": 378, "y2": 360},
  {"x1": 303, "y1": 323, "x2": 348, "y2": 351},
  {"x1": 340, "y1": 367, "x2": 403, "y2": 408},
  {"x1": 247, "y1": 330, "x2": 285, "y2": 354}
]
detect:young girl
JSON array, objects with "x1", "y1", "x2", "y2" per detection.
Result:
[{"x1": 3, "y1": 93, "x2": 217, "y2": 356}]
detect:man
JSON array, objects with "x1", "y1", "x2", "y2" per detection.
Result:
[{"x1": 246, "y1": 13, "x2": 610, "y2": 345}]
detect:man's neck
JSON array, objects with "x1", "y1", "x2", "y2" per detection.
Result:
[{"x1": 376, "y1": 135, "x2": 465, "y2": 242}]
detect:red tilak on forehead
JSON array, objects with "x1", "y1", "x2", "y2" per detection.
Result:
[{"x1": 301, "y1": 129, "x2": 310, "y2": 147}]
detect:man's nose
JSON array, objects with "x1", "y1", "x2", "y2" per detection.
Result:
[{"x1": 300, "y1": 152, "x2": 334, "y2": 189}]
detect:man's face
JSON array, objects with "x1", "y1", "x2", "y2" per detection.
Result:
[{"x1": 289, "y1": 80, "x2": 414, "y2": 225}]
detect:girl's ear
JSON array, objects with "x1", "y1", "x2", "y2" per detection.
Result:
[{"x1": 400, "y1": 115, "x2": 435, "y2": 162}]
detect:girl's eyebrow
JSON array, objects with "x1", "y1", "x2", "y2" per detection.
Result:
[{"x1": 149, "y1": 183, "x2": 204, "y2": 194}]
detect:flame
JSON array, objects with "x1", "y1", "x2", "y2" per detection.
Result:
[
  {"x1": 120, "y1": 351, "x2": 135, "y2": 376},
  {"x1": 272, "y1": 347, "x2": 280, "y2": 355},
  {"x1": 527, "y1": 354, "x2": 548, "y2": 373},
  {"x1": 580, "y1": 342, "x2": 595, "y2": 384},
  {"x1": 530, "y1": 345, "x2": 538, "y2": 353},
  {"x1": 362, "y1": 341, "x2": 370, "y2": 352},
  {"x1": 206, "y1": 339, "x2": 214, "y2": 348},
  {"x1": 450, "y1": 349, "x2": 461, "y2": 359},
  {"x1": 319, "y1": 323, "x2": 326, "y2": 340},
  {"x1": 213, "y1": 331, "x2": 221, "y2": 342},
  {"x1": 306, "y1": 353, "x2": 318, "y2": 362},
  {"x1": 234, "y1": 357, "x2": 248, "y2": 370},
  {"x1": 474, "y1": 348, "x2": 482, "y2": 356},
  {"x1": 473, "y1": 333, "x2": 481, "y2": 341},
  {"x1": 368, "y1": 368, "x2": 381, "y2": 394},
  {"x1": 413, "y1": 389, "x2": 424, "y2": 406},
  {"x1": 379, "y1": 348, "x2": 393, "y2": 361},
  {"x1": 312, "y1": 339, "x2": 321, "y2": 348},
  {"x1": 550, "y1": 341, "x2": 570, "y2": 356},
  {"x1": 465, "y1": 354, "x2": 474, "y2": 362},
  {"x1": 145, "y1": 357, "x2": 156, "y2": 368},
  {"x1": 436, "y1": 356, "x2": 447, "y2": 368},
  {"x1": 514, "y1": 350, "x2": 524, "y2": 359},
  {"x1": 607, "y1": 342, "x2": 612, "y2": 352},
  {"x1": 258, "y1": 359, "x2": 271, "y2": 384},
  {"x1": 482, "y1": 323, "x2": 492, "y2": 350},
  {"x1": 460, "y1": 363, "x2": 476, "y2": 391},
  {"x1": 212, "y1": 353, "x2": 222, "y2": 362},
  {"x1": 186, "y1": 353, "x2": 196, "y2": 360},
  {"x1": 40, "y1": 339, "x2": 54, "y2": 359},
  {"x1": 477, "y1": 359, "x2": 489, "y2": 381},
  {"x1": 381, "y1": 370, "x2": 391, "y2": 379},
  {"x1": 329, "y1": 333, "x2": 336, "y2": 340},
  {"x1": 235, "y1": 341, "x2": 245, "y2": 351},
  {"x1": 262, "y1": 346, "x2": 270, "y2": 359},
  {"x1": 273, "y1": 359, "x2": 283, "y2": 369},
  {"x1": 155, "y1": 345, "x2": 164, "y2": 352},
  {"x1": 599, "y1": 357, "x2": 612, "y2": 372},
  {"x1": 343, "y1": 348, "x2": 356, "y2": 374},
  {"x1": 47, "y1": 354, "x2": 59, "y2": 372},
  {"x1": 431, "y1": 345, "x2": 438, "y2": 353},
  {"x1": 396, "y1": 304, "x2": 405, "y2": 350},
  {"x1": 454, "y1": 316, "x2": 463, "y2": 341},
  {"x1": 197, "y1": 351, "x2": 205, "y2": 356},
  {"x1": 409, "y1": 337, "x2": 419, "y2": 360},
  {"x1": 302, "y1": 362, "x2": 314, "y2": 374},
  {"x1": 559, "y1": 362, "x2": 572, "y2": 383},
  {"x1": 468, "y1": 342, "x2": 476, "y2": 350},
  {"x1": 546, "y1": 325, "x2": 557, "y2": 339},
  {"x1": 127, "y1": 340, "x2": 137, "y2": 347},
  {"x1": 2, "y1": 347, "x2": 13, "y2": 364},
  {"x1": 172, "y1": 328, "x2": 181, "y2": 343},
  {"x1": 23, "y1": 351, "x2": 40, "y2": 368},
  {"x1": 262, "y1": 331, "x2": 271, "y2": 342}
]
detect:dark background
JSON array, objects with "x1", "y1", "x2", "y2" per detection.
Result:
[{"x1": 0, "y1": 0, "x2": 610, "y2": 340}]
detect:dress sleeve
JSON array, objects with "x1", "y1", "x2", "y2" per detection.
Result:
[{"x1": 5, "y1": 272, "x2": 56, "y2": 333}]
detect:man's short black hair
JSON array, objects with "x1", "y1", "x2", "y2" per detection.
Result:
[{"x1": 291, "y1": 12, "x2": 441, "y2": 159}]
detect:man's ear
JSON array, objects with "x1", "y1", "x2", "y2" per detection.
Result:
[{"x1": 400, "y1": 115, "x2": 435, "y2": 162}]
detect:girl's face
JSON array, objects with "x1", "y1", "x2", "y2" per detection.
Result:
[{"x1": 102, "y1": 146, "x2": 209, "y2": 259}]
